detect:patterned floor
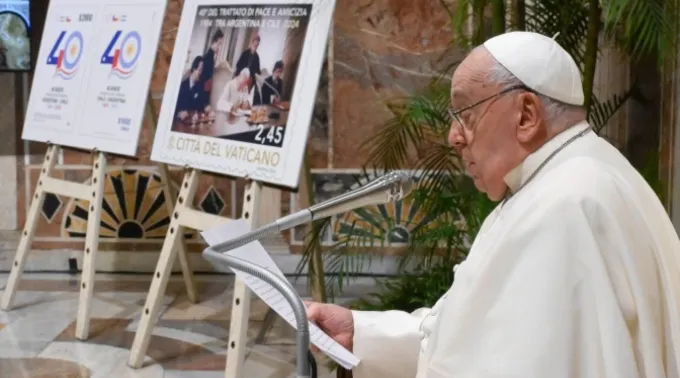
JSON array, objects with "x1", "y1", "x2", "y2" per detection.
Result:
[{"x1": 0, "y1": 273, "x2": 367, "y2": 377}]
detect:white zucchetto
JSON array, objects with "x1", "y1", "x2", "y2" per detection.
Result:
[{"x1": 484, "y1": 31, "x2": 584, "y2": 106}]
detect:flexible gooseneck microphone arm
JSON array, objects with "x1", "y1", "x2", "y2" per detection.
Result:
[
  {"x1": 208, "y1": 171, "x2": 413, "y2": 254},
  {"x1": 203, "y1": 171, "x2": 414, "y2": 378},
  {"x1": 202, "y1": 249, "x2": 312, "y2": 377}
]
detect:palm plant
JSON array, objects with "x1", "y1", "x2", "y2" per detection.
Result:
[{"x1": 297, "y1": 0, "x2": 680, "y2": 303}]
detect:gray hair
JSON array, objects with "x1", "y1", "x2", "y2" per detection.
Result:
[
  {"x1": 487, "y1": 59, "x2": 582, "y2": 124},
  {"x1": 239, "y1": 68, "x2": 250, "y2": 78}
]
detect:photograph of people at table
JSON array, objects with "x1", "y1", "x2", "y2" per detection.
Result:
[{"x1": 170, "y1": 3, "x2": 311, "y2": 148}]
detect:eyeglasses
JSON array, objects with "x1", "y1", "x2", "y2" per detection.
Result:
[{"x1": 448, "y1": 84, "x2": 529, "y2": 132}]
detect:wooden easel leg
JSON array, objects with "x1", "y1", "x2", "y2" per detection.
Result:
[
  {"x1": 225, "y1": 180, "x2": 263, "y2": 378},
  {"x1": 157, "y1": 162, "x2": 198, "y2": 303},
  {"x1": 254, "y1": 154, "x2": 324, "y2": 344},
  {"x1": 75, "y1": 151, "x2": 107, "y2": 340},
  {"x1": 128, "y1": 169, "x2": 201, "y2": 368},
  {"x1": 1, "y1": 145, "x2": 60, "y2": 310},
  {"x1": 144, "y1": 93, "x2": 197, "y2": 303}
]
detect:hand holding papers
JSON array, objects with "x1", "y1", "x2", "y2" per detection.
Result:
[{"x1": 201, "y1": 219, "x2": 360, "y2": 370}]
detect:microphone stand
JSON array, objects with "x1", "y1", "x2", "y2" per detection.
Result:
[
  {"x1": 202, "y1": 171, "x2": 413, "y2": 378},
  {"x1": 202, "y1": 249, "x2": 317, "y2": 378}
]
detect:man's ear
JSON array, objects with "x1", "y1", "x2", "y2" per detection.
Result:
[{"x1": 516, "y1": 92, "x2": 543, "y2": 143}]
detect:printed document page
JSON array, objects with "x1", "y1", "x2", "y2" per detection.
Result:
[{"x1": 201, "y1": 219, "x2": 360, "y2": 369}]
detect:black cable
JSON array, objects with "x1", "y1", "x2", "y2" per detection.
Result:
[{"x1": 308, "y1": 350, "x2": 318, "y2": 378}]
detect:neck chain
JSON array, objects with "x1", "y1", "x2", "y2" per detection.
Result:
[{"x1": 502, "y1": 126, "x2": 593, "y2": 207}]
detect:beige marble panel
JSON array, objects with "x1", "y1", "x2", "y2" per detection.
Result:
[
  {"x1": 331, "y1": 0, "x2": 462, "y2": 169},
  {"x1": 0, "y1": 73, "x2": 18, "y2": 230}
]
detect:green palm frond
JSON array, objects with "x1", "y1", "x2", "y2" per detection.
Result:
[
  {"x1": 446, "y1": 0, "x2": 479, "y2": 48},
  {"x1": 524, "y1": 0, "x2": 591, "y2": 72},
  {"x1": 294, "y1": 216, "x2": 377, "y2": 301},
  {"x1": 601, "y1": 0, "x2": 679, "y2": 62},
  {"x1": 439, "y1": 0, "x2": 467, "y2": 49},
  {"x1": 320, "y1": 224, "x2": 380, "y2": 298},
  {"x1": 360, "y1": 105, "x2": 420, "y2": 170},
  {"x1": 414, "y1": 143, "x2": 461, "y2": 194},
  {"x1": 294, "y1": 217, "x2": 331, "y2": 282},
  {"x1": 588, "y1": 87, "x2": 635, "y2": 132},
  {"x1": 361, "y1": 81, "x2": 453, "y2": 171}
]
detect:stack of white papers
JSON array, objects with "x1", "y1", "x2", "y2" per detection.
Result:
[{"x1": 201, "y1": 219, "x2": 361, "y2": 370}]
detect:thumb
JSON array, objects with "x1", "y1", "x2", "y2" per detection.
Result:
[{"x1": 304, "y1": 301, "x2": 321, "y2": 321}]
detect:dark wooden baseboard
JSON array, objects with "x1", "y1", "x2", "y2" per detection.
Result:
[{"x1": 336, "y1": 368, "x2": 353, "y2": 378}]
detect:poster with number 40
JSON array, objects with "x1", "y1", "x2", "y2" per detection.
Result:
[{"x1": 22, "y1": 0, "x2": 166, "y2": 157}]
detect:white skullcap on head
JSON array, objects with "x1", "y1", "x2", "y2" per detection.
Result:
[{"x1": 483, "y1": 31, "x2": 584, "y2": 106}]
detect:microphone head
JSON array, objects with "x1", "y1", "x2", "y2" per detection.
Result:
[
  {"x1": 382, "y1": 171, "x2": 414, "y2": 202},
  {"x1": 307, "y1": 170, "x2": 415, "y2": 220}
]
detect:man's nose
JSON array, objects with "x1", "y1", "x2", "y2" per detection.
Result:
[{"x1": 448, "y1": 124, "x2": 466, "y2": 151}]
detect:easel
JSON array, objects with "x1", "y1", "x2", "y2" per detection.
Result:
[
  {"x1": 1, "y1": 96, "x2": 198, "y2": 340},
  {"x1": 1, "y1": 0, "x2": 193, "y2": 341},
  {"x1": 1, "y1": 144, "x2": 108, "y2": 342},
  {"x1": 127, "y1": 168, "x2": 271, "y2": 377},
  {"x1": 128, "y1": 5, "x2": 335, "y2": 372}
]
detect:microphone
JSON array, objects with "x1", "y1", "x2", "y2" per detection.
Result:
[
  {"x1": 207, "y1": 171, "x2": 414, "y2": 254},
  {"x1": 259, "y1": 74, "x2": 282, "y2": 98}
]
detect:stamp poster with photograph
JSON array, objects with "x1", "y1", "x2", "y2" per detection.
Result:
[
  {"x1": 150, "y1": 0, "x2": 335, "y2": 188},
  {"x1": 21, "y1": 0, "x2": 167, "y2": 156}
]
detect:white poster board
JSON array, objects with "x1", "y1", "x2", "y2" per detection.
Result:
[
  {"x1": 21, "y1": 0, "x2": 166, "y2": 157},
  {"x1": 149, "y1": 0, "x2": 335, "y2": 188}
]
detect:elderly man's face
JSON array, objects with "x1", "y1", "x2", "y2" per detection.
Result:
[
  {"x1": 239, "y1": 75, "x2": 251, "y2": 90},
  {"x1": 447, "y1": 49, "x2": 540, "y2": 201}
]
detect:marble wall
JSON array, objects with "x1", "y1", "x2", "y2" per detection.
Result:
[
  {"x1": 0, "y1": 0, "x2": 460, "y2": 272},
  {"x1": 330, "y1": 0, "x2": 457, "y2": 168},
  {"x1": 0, "y1": 74, "x2": 18, "y2": 231}
]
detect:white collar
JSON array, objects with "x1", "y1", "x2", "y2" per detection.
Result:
[{"x1": 503, "y1": 120, "x2": 591, "y2": 194}]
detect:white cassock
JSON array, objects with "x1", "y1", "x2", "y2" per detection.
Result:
[
  {"x1": 216, "y1": 78, "x2": 252, "y2": 113},
  {"x1": 350, "y1": 121, "x2": 680, "y2": 378}
]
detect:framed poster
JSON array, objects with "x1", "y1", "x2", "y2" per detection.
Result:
[
  {"x1": 149, "y1": 0, "x2": 335, "y2": 189},
  {"x1": 21, "y1": 0, "x2": 167, "y2": 156}
]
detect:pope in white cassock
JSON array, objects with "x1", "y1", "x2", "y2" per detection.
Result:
[
  {"x1": 216, "y1": 68, "x2": 252, "y2": 113},
  {"x1": 305, "y1": 31, "x2": 680, "y2": 378}
]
